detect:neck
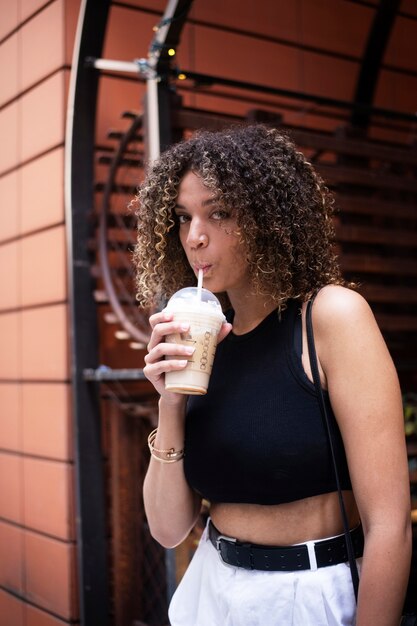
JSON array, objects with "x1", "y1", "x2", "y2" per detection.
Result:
[{"x1": 228, "y1": 291, "x2": 277, "y2": 335}]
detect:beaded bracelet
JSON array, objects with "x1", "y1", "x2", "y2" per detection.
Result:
[{"x1": 147, "y1": 428, "x2": 185, "y2": 463}]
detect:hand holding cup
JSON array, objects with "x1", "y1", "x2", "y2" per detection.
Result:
[{"x1": 164, "y1": 287, "x2": 226, "y2": 395}]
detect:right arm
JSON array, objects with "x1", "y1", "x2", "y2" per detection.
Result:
[
  {"x1": 143, "y1": 396, "x2": 202, "y2": 548},
  {"x1": 142, "y1": 310, "x2": 232, "y2": 548},
  {"x1": 142, "y1": 310, "x2": 201, "y2": 548}
]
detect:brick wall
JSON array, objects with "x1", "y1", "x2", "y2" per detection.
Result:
[{"x1": 0, "y1": 1, "x2": 80, "y2": 624}]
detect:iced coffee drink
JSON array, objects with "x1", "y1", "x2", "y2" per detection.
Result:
[{"x1": 164, "y1": 287, "x2": 225, "y2": 395}]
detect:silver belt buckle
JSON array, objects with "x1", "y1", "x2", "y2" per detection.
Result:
[{"x1": 215, "y1": 533, "x2": 237, "y2": 566}]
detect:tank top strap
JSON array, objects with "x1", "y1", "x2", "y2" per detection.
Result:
[{"x1": 292, "y1": 301, "x2": 303, "y2": 361}]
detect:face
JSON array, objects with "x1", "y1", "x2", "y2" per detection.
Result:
[{"x1": 174, "y1": 171, "x2": 251, "y2": 296}]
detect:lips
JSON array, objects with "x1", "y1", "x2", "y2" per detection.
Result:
[{"x1": 194, "y1": 263, "x2": 212, "y2": 275}]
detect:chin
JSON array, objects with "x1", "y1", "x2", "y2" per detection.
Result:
[{"x1": 202, "y1": 278, "x2": 223, "y2": 292}]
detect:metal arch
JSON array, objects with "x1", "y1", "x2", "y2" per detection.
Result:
[
  {"x1": 64, "y1": 0, "x2": 111, "y2": 624},
  {"x1": 350, "y1": 0, "x2": 401, "y2": 130}
]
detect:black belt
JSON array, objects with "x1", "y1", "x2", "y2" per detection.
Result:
[{"x1": 208, "y1": 520, "x2": 364, "y2": 571}]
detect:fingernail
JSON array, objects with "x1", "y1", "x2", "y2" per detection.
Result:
[
  {"x1": 184, "y1": 346, "x2": 195, "y2": 355},
  {"x1": 180, "y1": 323, "x2": 189, "y2": 331}
]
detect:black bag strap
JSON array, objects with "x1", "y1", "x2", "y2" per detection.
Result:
[{"x1": 306, "y1": 295, "x2": 360, "y2": 601}]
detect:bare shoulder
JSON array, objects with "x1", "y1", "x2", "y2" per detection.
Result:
[
  {"x1": 312, "y1": 285, "x2": 376, "y2": 334},
  {"x1": 310, "y1": 285, "x2": 393, "y2": 379}
]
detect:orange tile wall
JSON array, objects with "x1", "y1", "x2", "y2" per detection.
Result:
[{"x1": 0, "y1": 1, "x2": 79, "y2": 623}]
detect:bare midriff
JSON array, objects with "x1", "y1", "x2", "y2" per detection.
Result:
[{"x1": 210, "y1": 491, "x2": 360, "y2": 546}]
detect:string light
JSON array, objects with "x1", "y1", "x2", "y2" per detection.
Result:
[
  {"x1": 178, "y1": 73, "x2": 187, "y2": 80},
  {"x1": 168, "y1": 48, "x2": 176, "y2": 56}
]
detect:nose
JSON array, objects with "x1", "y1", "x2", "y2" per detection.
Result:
[{"x1": 186, "y1": 219, "x2": 208, "y2": 249}]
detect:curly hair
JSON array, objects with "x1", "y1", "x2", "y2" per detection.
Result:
[{"x1": 132, "y1": 123, "x2": 347, "y2": 310}]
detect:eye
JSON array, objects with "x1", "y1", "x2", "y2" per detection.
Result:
[
  {"x1": 175, "y1": 213, "x2": 190, "y2": 225},
  {"x1": 211, "y1": 209, "x2": 230, "y2": 221}
]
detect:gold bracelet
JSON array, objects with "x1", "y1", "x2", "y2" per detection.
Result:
[{"x1": 148, "y1": 428, "x2": 185, "y2": 463}]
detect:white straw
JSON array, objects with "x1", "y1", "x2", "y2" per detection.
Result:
[{"x1": 197, "y1": 268, "x2": 203, "y2": 299}]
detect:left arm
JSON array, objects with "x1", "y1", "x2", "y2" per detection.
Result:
[{"x1": 313, "y1": 286, "x2": 411, "y2": 626}]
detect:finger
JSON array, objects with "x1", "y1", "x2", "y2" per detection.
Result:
[
  {"x1": 144, "y1": 343, "x2": 195, "y2": 364},
  {"x1": 144, "y1": 358, "x2": 188, "y2": 381},
  {"x1": 149, "y1": 310, "x2": 173, "y2": 329},
  {"x1": 147, "y1": 320, "x2": 190, "y2": 351},
  {"x1": 217, "y1": 322, "x2": 233, "y2": 344}
]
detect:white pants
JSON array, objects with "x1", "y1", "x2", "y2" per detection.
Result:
[{"x1": 169, "y1": 522, "x2": 360, "y2": 626}]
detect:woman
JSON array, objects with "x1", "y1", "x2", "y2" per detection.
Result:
[{"x1": 132, "y1": 124, "x2": 411, "y2": 626}]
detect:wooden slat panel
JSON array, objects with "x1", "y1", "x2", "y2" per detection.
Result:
[
  {"x1": 358, "y1": 284, "x2": 417, "y2": 304},
  {"x1": 175, "y1": 108, "x2": 417, "y2": 166},
  {"x1": 336, "y1": 195, "x2": 417, "y2": 220},
  {"x1": 96, "y1": 250, "x2": 133, "y2": 269},
  {"x1": 336, "y1": 224, "x2": 417, "y2": 247},
  {"x1": 173, "y1": 108, "x2": 242, "y2": 132},
  {"x1": 95, "y1": 182, "x2": 137, "y2": 195},
  {"x1": 341, "y1": 254, "x2": 417, "y2": 275},
  {"x1": 317, "y1": 164, "x2": 417, "y2": 193},
  {"x1": 89, "y1": 228, "x2": 136, "y2": 246},
  {"x1": 374, "y1": 313, "x2": 417, "y2": 332},
  {"x1": 287, "y1": 126, "x2": 417, "y2": 167}
]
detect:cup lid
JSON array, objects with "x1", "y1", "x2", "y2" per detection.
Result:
[{"x1": 166, "y1": 287, "x2": 224, "y2": 317}]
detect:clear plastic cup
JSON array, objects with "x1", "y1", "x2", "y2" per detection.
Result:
[{"x1": 164, "y1": 287, "x2": 225, "y2": 395}]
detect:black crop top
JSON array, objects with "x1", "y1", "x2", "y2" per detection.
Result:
[{"x1": 183, "y1": 300, "x2": 352, "y2": 505}]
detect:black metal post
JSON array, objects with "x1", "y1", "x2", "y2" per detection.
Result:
[{"x1": 65, "y1": 1, "x2": 111, "y2": 624}]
